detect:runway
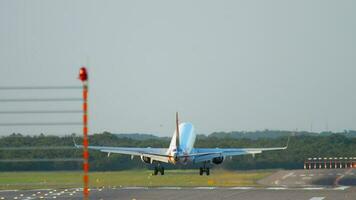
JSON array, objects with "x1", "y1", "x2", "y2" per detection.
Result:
[
  {"x1": 258, "y1": 168, "x2": 356, "y2": 187},
  {"x1": 0, "y1": 169, "x2": 355, "y2": 200},
  {"x1": 0, "y1": 186, "x2": 354, "y2": 200}
]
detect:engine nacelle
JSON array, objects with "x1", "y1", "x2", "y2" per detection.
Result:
[
  {"x1": 212, "y1": 156, "x2": 224, "y2": 165},
  {"x1": 140, "y1": 156, "x2": 151, "y2": 164}
]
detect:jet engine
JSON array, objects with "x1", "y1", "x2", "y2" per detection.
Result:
[
  {"x1": 212, "y1": 156, "x2": 224, "y2": 164},
  {"x1": 140, "y1": 156, "x2": 151, "y2": 164}
]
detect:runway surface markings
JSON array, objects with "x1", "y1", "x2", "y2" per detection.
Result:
[
  {"x1": 229, "y1": 187, "x2": 254, "y2": 190},
  {"x1": 157, "y1": 187, "x2": 182, "y2": 190},
  {"x1": 334, "y1": 168, "x2": 353, "y2": 186},
  {"x1": 309, "y1": 197, "x2": 325, "y2": 200},
  {"x1": 282, "y1": 172, "x2": 294, "y2": 180},
  {"x1": 303, "y1": 187, "x2": 325, "y2": 190},
  {"x1": 266, "y1": 187, "x2": 287, "y2": 190},
  {"x1": 0, "y1": 185, "x2": 351, "y2": 200},
  {"x1": 122, "y1": 187, "x2": 148, "y2": 190},
  {"x1": 0, "y1": 190, "x2": 18, "y2": 193},
  {"x1": 333, "y1": 186, "x2": 350, "y2": 190},
  {"x1": 194, "y1": 187, "x2": 216, "y2": 189}
]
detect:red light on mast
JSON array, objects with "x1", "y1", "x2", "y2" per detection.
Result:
[{"x1": 79, "y1": 67, "x2": 88, "y2": 82}]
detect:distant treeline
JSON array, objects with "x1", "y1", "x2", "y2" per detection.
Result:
[
  {"x1": 0, "y1": 131, "x2": 355, "y2": 171},
  {"x1": 115, "y1": 130, "x2": 356, "y2": 140},
  {"x1": 207, "y1": 130, "x2": 356, "y2": 139}
]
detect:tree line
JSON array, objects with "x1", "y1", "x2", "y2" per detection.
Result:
[{"x1": 0, "y1": 131, "x2": 355, "y2": 171}]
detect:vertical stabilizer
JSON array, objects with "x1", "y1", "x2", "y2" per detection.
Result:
[{"x1": 176, "y1": 112, "x2": 180, "y2": 150}]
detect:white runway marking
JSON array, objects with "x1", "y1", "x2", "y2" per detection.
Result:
[
  {"x1": 309, "y1": 197, "x2": 325, "y2": 200},
  {"x1": 157, "y1": 187, "x2": 182, "y2": 190},
  {"x1": 122, "y1": 187, "x2": 148, "y2": 190},
  {"x1": 229, "y1": 187, "x2": 254, "y2": 190},
  {"x1": 0, "y1": 190, "x2": 18, "y2": 192},
  {"x1": 266, "y1": 187, "x2": 287, "y2": 190},
  {"x1": 282, "y1": 172, "x2": 294, "y2": 180},
  {"x1": 333, "y1": 186, "x2": 350, "y2": 190},
  {"x1": 303, "y1": 187, "x2": 325, "y2": 190},
  {"x1": 194, "y1": 187, "x2": 216, "y2": 190}
]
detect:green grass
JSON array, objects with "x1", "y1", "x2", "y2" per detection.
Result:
[{"x1": 0, "y1": 170, "x2": 272, "y2": 190}]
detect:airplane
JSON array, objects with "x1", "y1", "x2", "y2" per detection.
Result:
[{"x1": 75, "y1": 112, "x2": 289, "y2": 175}]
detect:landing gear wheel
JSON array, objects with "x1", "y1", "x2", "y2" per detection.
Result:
[
  {"x1": 160, "y1": 167, "x2": 165, "y2": 175},
  {"x1": 153, "y1": 167, "x2": 158, "y2": 175},
  {"x1": 153, "y1": 165, "x2": 165, "y2": 175},
  {"x1": 199, "y1": 162, "x2": 210, "y2": 175}
]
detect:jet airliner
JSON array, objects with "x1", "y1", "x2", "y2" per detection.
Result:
[{"x1": 76, "y1": 113, "x2": 288, "y2": 175}]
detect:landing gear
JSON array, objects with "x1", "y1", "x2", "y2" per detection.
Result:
[
  {"x1": 199, "y1": 167, "x2": 210, "y2": 175},
  {"x1": 199, "y1": 162, "x2": 210, "y2": 176},
  {"x1": 153, "y1": 165, "x2": 165, "y2": 175},
  {"x1": 153, "y1": 167, "x2": 158, "y2": 175}
]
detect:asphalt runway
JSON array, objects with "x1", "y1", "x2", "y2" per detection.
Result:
[
  {"x1": 258, "y1": 168, "x2": 356, "y2": 187},
  {"x1": 0, "y1": 169, "x2": 355, "y2": 200},
  {"x1": 0, "y1": 186, "x2": 354, "y2": 200}
]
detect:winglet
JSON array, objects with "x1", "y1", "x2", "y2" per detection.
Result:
[
  {"x1": 72, "y1": 137, "x2": 80, "y2": 148},
  {"x1": 176, "y1": 112, "x2": 180, "y2": 150}
]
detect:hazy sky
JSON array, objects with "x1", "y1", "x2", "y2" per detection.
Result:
[{"x1": 0, "y1": 0, "x2": 356, "y2": 136}]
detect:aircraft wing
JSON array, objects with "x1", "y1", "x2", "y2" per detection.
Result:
[
  {"x1": 192, "y1": 146, "x2": 287, "y2": 163},
  {"x1": 190, "y1": 136, "x2": 289, "y2": 164},
  {"x1": 75, "y1": 143, "x2": 169, "y2": 163}
]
